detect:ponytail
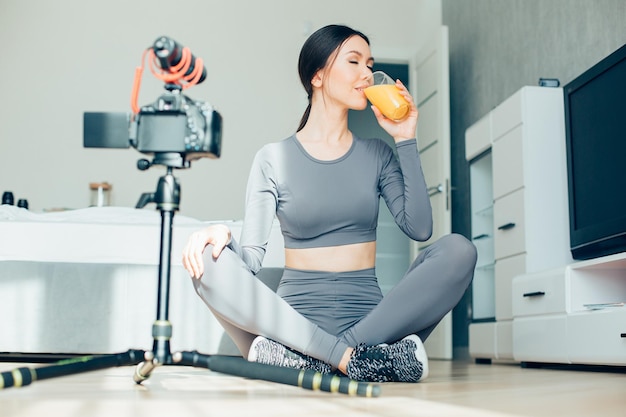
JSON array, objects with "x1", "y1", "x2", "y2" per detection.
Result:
[{"x1": 297, "y1": 102, "x2": 312, "y2": 132}]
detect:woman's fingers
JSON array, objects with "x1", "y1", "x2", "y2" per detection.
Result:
[
  {"x1": 182, "y1": 231, "x2": 208, "y2": 278},
  {"x1": 181, "y1": 225, "x2": 231, "y2": 279}
]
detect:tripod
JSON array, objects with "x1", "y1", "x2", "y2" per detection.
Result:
[{"x1": 0, "y1": 157, "x2": 380, "y2": 397}]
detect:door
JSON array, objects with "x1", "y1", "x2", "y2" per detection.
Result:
[
  {"x1": 348, "y1": 26, "x2": 452, "y2": 359},
  {"x1": 411, "y1": 26, "x2": 452, "y2": 359}
]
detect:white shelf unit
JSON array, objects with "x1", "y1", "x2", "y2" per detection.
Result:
[
  {"x1": 466, "y1": 111, "x2": 498, "y2": 361},
  {"x1": 466, "y1": 86, "x2": 572, "y2": 362},
  {"x1": 513, "y1": 251, "x2": 626, "y2": 365},
  {"x1": 470, "y1": 151, "x2": 495, "y2": 321}
]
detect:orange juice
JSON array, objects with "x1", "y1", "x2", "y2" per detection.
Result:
[{"x1": 364, "y1": 84, "x2": 410, "y2": 121}]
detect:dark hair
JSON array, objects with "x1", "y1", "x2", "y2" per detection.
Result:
[{"x1": 296, "y1": 24, "x2": 370, "y2": 132}]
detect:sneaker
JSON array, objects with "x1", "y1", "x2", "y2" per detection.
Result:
[
  {"x1": 248, "y1": 336, "x2": 332, "y2": 374},
  {"x1": 345, "y1": 334, "x2": 429, "y2": 383}
]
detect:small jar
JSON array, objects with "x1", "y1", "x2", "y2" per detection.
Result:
[{"x1": 89, "y1": 182, "x2": 112, "y2": 207}]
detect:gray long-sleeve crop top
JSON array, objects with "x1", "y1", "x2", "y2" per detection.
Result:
[{"x1": 227, "y1": 134, "x2": 433, "y2": 274}]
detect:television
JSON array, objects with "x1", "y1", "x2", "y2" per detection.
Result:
[{"x1": 563, "y1": 43, "x2": 626, "y2": 260}]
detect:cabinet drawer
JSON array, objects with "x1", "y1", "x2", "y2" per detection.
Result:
[
  {"x1": 469, "y1": 322, "x2": 496, "y2": 359},
  {"x1": 492, "y1": 125, "x2": 524, "y2": 199},
  {"x1": 466, "y1": 113, "x2": 492, "y2": 161},
  {"x1": 513, "y1": 315, "x2": 569, "y2": 363},
  {"x1": 494, "y1": 189, "x2": 526, "y2": 260},
  {"x1": 495, "y1": 320, "x2": 514, "y2": 360},
  {"x1": 512, "y1": 268, "x2": 567, "y2": 317},
  {"x1": 495, "y1": 254, "x2": 526, "y2": 320},
  {"x1": 568, "y1": 309, "x2": 626, "y2": 365}
]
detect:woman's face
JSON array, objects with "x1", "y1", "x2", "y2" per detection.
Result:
[{"x1": 315, "y1": 35, "x2": 374, "y2": 111}]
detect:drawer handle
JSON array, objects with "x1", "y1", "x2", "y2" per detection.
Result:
[
  {"x1": 498, "y1": 222, "x2": 516, "y2": 231},
  {"x1": 621, "y1": 333, "x2": 626, "y2": 338},
  {"x1": 472, "y1": 233, "x2": 490, "y2": 240},
  {"x1": 523, "y1": 291, "x2": 546, "y2": 298}
]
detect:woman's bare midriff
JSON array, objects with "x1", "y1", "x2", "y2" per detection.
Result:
[{"x1": 284, "y1": 241, "x2": 376, "y2": 272}]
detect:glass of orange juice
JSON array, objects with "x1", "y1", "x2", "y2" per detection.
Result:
[{"x1": 364, "y1": 71, "x2": 410, "y2": 121}]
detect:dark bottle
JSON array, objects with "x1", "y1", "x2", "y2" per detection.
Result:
[{"x1": 2, "y1": 191, "x2": 14, "y2": 205}]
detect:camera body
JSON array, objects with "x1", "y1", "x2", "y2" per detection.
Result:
[
  {"x1": 132, "y1": 87, "x2": 222, "y2": 158},
  {"x1": 84, "y1": 87, "x2": 222, "y2": 164}
]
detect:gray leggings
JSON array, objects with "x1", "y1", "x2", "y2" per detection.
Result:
[{"x1": 192, "y1": 233, "x2": 477, "y2": 368}]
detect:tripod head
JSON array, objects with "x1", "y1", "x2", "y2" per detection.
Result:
[
  {"x1": 135, "y1": 158, "x2": 181, "y2": 211},
  {"x1": 137, "y1": 152, "x2": 188, "y2": 171}
]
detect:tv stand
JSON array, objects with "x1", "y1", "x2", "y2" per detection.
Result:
[{"x1": 512, "y1": 251, "x2": 626, "y2": 366}]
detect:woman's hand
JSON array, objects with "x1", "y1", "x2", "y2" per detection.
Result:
[
  {"x1": 181, "y1": 224, "x2": 231, "y2": 279},
  {"x1": 370, "y1": 79, "x2": 419, "y2": 143}
]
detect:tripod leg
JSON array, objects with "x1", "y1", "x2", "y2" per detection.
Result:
[
  {"x1": 173, "y1": 351, "x2": 381, "y2": 397},
  {"x1": 133, "y1": 169, "x2": 178, "y2": 384},
  {"x1": 0, "y1": 350, "x2": 145, "y2": 390},
  {"x1": 133, "y1": 351, "x2": 159, "y2": 384}
]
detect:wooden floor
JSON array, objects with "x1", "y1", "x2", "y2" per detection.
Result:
[{"x1": 1, "y1": 358, "x2": 624, "y2": 416}]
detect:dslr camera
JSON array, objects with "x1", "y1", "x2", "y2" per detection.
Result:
[{"x1": 83, "y1": 36, "x2": 222, "y2": 168}]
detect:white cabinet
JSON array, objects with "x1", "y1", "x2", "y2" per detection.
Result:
[
  {"x1": 513, "y1": 252, "x2": 626, "y2": 365},
  {"x1": 466, "y1": 86, "x2": 572, "y2": 362}
]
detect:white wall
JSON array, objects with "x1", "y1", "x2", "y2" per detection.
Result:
[{"x1": 0, "y1": 0, "x2": 441, "y2": 220}]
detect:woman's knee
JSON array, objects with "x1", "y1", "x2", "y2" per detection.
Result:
[
  {"x1": 445, "y1": 233, "x2": 477, "y2": 263},
  {"x1": 435, "y1": 233, "x2": 477, "y2": 277},
  {"x1": 193, "y1": 246, "x2": 244, "y2": 294}
]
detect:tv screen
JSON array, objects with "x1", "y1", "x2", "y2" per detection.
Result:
[{"x1": 564, "y1": 43, "x2": 626, "y2": 260}]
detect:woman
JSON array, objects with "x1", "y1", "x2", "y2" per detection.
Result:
[{"x1": 182, "y1": 24, "x2": 477, "y2": 383}]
